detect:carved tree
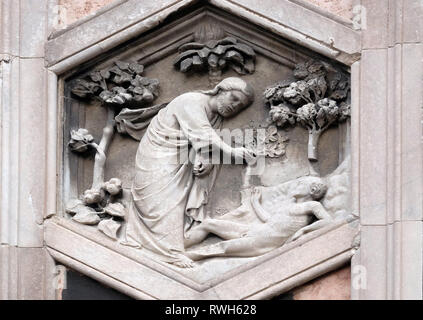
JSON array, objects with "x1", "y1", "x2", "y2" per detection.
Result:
[
  {"x1": 68, "y1": 61, "x2": 161, "y2": 235},
  {"x1": 70, "y1": 60, "x2": 160, "y2": 193},
  {"x1": 263, "y1": 60, "x2": 351, "y2": 162},
  {"x1": 174, "y1": 24, "x2": 255, "y2": 84}
]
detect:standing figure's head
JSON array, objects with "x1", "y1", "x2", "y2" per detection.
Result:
[{"x1": 203, "y1": 77, "x2": 255, "y2": 118}]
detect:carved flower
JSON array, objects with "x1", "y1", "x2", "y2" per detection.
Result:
[
  {"x1": 264, "y1": 126, "x2": 289, "y2": 158},
  {"x1": 82, "y1": 188, "x2": 103, "y2": 205},
  {"x1": 104, "y1": 178, "x2": 122, "y2": 196},
  {"x1": 68, "y1": 128, "x2": 94, "y2": 153}
]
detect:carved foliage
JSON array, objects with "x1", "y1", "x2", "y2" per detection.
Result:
[
  {"x1": 174, "y1": 36, "x2": 255, "y2": 75},
  {"x1": 71, "y1": 61, "x2": 160, "y2": 108},
  {"x1": 66, "y1": 177, "x2": 126, "y2": 240},
  {"x1": 174, "y1": 24, "x2": 255, "y2": 82},
  {"x1": 264, "y1": 126, "x2": 289, "y2": 158},
  {"x1": 263, "y1": 60, "x2": 351, "y2": 161}
]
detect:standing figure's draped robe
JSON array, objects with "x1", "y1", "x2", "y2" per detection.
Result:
[{"x1": 124, "y1": 94, "x2": 222, "y2": 263}]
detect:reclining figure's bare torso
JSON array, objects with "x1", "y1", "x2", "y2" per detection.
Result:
[{"x1": 184, "y1": 176, "x2": 333, "y2": 260}]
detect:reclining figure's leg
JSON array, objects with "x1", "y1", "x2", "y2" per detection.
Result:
[{"x1": 184, "y1": 218, "x2": 250, "y2": 248}]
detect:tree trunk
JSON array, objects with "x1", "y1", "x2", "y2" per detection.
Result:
[
  {"x1": 308, "y1": 130, "x2": 321, "y2": 161},
  {"x1": 91, "y1": 108, "x2": 115, "y2": 190}
]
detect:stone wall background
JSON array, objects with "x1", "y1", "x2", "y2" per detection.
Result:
[
  {"x1": 56, "y1": 0, "x2": 353, "y2": 300},
  {"x1": 58, "y1": 0, "x2": 354, "y2": 28}
]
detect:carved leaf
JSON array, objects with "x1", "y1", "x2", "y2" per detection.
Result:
[
  {"x1": 264, "y1": 126, "x2": 289, "y2": 158},
  {"x1": 198, "y1": 47, "x2": 211, "y2": 60},
  {"x1": 208, "y1": 54, "x2": 219, "y2": 68},
  {"x1": 225, "y1": 50, "x2": 244, "y2": 64},
  {"x1": 243, "y1": 59, "x2": 255, "y2": 74},
  {"x1": 68, "y1": 128, "x2": 94, "y2": 153},
  {"x1": 128, "y1": 62, "x2": 144, "y2": 75},
  {"x1": 65, "y1": 199, "x2": 84, "y2": 215},
  {"x1": 178, "y1": 42, "x2": 206, "y2": 53},
  {"x1": 98, "y1": 219, "x2": 122, "y2": 240},
  {"x1": 71, "y1": 60, "x2": 159, "y2": 109},
  {"x1": 233, "y1": 43, "x2": 255, "y2": 57},
  {"x1": 192, "y1": 55, "x2": 203, "y2": 68},
  {"x1": 104, "y1": 202, "x2": 126, "y2": 218},
  {"x1": 180, "y1": 58, "x2": 194, "y2": 72},
  {"x1": 175, "y1": 36, "x2": 255, "y2": 77},
  {"x1": 173, "y1": 50, "x2": 198, "y2": 66},
  {"x1": 72, "y1": 206, "x2": 101, "y2": 225},
  {"x1": 216, "y1": 37, "x2": 238, "y2": 46}
]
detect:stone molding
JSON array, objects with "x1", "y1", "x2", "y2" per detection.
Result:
[
  {"x1": 45, "y1": 216, "x2": 357, "y2": 299},
  {"x1": 45, "y1": 0, "x2": 361, "y2": 74},
  {"x1": 1, "y1": 0, "x2": 422, "y2": 300},
  {"x1": 350, "y1": 0, "x2": 423, "y2": 300}
]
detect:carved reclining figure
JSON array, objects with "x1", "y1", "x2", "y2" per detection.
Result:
[{"x1": 184, "y1": 176, "x2": 334, "y2": 261}]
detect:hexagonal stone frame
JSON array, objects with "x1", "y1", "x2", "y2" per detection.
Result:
[{"x1": 45, "y1": 0, "x2": 361, "y2": 300}]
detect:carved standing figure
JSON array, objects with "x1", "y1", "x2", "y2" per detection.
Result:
[{"x1": 123, "y1": 77, "x2": 255, "y2": 267}]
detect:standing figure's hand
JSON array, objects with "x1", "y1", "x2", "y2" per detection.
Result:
[
  {"x1": 233, "y1": 147, "x2": 257, "y2": 165},
  {"x1": 193, "y1": 160, "x2": 213, "y2": 177}
]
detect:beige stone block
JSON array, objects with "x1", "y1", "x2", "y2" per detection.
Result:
[
  {"x1": 17, "y1": 247, "x2": 54, "y2": 300},
  {"x1": 230, "y1": 0, "x2": 360, "y2": 54},
  {"x1": 357, "y1": 225, "x2": 387, "y2": 299},
  {"x1": 292, "y1": 266, "x2": 351, "y2": 300},
  {"x1": 401, "y1": 43, "x2": 423, "y2": 221},
  {"x1": 18, "y1": 58, "x2": 47, "y2": 247},
  {"x1": 359, "y1": 49, "x2": 388, "y2": 225},
  {"x1": 19, "y1": 0, "x2": 48, "y2": 57},
  {"x1": 0, "y1": 245, "x2": 18, "y2": 299},
  {"x1": 361, "y1": 0, "x2": 389, "y2": 49},
  {"x1": 1, "y1": 57, "x2": 21, "y2": 246},
  {"x1": 0, "y1": 0, "x2": 20, "y2": 56},
  {"x1": 399, "y1": 221, "x2": 423, "y2": 299},
  {"x1": 58, "y1": 0, "x2": 118, "y2": 27},
  {"x1": 46, "y1": 0, "x2": 184, "y2": 65},
  {"x1": 387, "y1": 0, "x2": 403, "y2": 46},
  {"x1": 0, "y1": 246, "x2": 55, "y2": 300},
  {"x1": 302, "y1": 0, "x2": 354, "y2": 20},
  {"x1": 403, "y1": 0, "x2": 422, "y2": 43}
]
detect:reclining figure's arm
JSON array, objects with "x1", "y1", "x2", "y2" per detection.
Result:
[
  {"x1": 289, "y1": 201, "x2": 333, "y2": 242},
  {"x1": 250, "y1": 187, "x2": 270, "y2": 223}
]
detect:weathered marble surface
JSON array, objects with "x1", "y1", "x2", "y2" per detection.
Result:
[
  {"x1": 291, "y1": 265, "x2": 351, "y2": 300},
  {"x1": 58, "y1": 0, "x2": 355, "y2": 28}
]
